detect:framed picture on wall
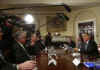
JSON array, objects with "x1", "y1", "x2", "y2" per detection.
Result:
[{"x1": 46, "y1": 16, "x2": 66, "y2": 32}]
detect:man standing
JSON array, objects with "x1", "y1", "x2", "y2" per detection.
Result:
[
  {"x1": 45, "y1": 32, "x2": 52, "y2": 48},
  {"x1": 80, "y1": 33, "x2": 98, "y2": 59}
]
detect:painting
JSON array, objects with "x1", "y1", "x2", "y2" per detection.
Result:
[{"x1": 47, "y1": 16, "x2": 66, "y2": 32}]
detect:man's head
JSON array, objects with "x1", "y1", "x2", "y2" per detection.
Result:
[
  {"x1": 82, "y1": 33, "x2": 90, "y2": 42},
  {"x1": 14, "y1": 31, "x2": 27, "y2": 44},
  {"x1": 31, "y1": 33, "x2": 37, "y2": 42}
]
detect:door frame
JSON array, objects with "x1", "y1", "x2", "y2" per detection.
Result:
[{"x1": 75, "y1": 18, "x2": 97, "y2": 43}]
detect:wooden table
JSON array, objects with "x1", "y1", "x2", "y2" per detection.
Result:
[
  {"x1": 37, "y1": 49, "x2": 76, "y2": 70},
  {"x1": 80, "y1": 64, "x2": 94, "y2": 70}
]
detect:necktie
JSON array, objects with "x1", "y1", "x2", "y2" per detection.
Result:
[{"x1": 84, "y1": 42, "x2": 88, "y2": 52}]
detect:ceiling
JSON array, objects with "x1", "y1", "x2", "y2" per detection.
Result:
[{"x1": 0, "y1": 0, "x2": 100, "y2": 11}]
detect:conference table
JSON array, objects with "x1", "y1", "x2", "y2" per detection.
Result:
[{"x1": 36, "y1": 48, "x2": 76, "y2": 70}]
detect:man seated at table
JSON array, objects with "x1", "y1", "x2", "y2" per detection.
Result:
[
  {"x1": 11, "y1": 31, "x2": 33, "y2": 64},
  {"x1": 0, "y1": 27, "x2": 36, "y2": 70},
  {"x1": 27, "y1": 33, "x2": 45, "y2": 56}
]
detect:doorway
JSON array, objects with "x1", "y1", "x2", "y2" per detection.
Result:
[{"x1": 76, "y1": 19, "x2": 96, "y2": 43}]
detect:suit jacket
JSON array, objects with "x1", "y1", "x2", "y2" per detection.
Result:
[
  {"x1": 36, "y1": 40, "x2": 45, "y2": 50},
  {"x1": 12, "y1": 41, "x2": 30, "y2": 64},
  {"x1": 27, "y1": 40, "x2": 43, "y2": 56},
  {"x1": 0, "y1": 50, "x2": 17, "y2": 70},
  {"x1": 80, "y1": 40, "x2": 99, "y2": 56},
  {"x1": 45, "y1": 35, "x2": 52, "y2": 46}
]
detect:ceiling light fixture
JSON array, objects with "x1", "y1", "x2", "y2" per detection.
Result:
[{"x1": 24, "y1": 14, "x2": 34, "y2": 24}]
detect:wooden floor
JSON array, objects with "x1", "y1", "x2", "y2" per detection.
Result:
[{"x1": 37, "y1": 49, "x2": 76, "y2": 70}]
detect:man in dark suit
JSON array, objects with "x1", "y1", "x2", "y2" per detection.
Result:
[
  {"x1": 0, "y1": 27, "x2": 36, "y2": 70},
  {"x1": 80, "y1": 33, "x2": 98, "y2": 58},
  {"x1": 45, "y1": 32, "x2": 52, "y2": 48},
  {"x1": 27, "y1": 33, "x2": 43, "y2": 56},
  {"x1": 12, "y1": 31, "x2": 31, "y2": 64}
]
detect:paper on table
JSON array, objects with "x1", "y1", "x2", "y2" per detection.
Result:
[
  {"x1": 72, "y1": 58, "x2": 80, "y2": 66},
  {"x1": 48, "y1": 58, "x2": 57, "y2": 66}
]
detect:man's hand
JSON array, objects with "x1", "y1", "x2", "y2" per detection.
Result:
[{"x1": 18, "y1": 60, "x2": 36, "y2": 70}]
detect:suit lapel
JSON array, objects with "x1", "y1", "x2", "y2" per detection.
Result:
[{"x1": 17, "y1": 42, "x2": 30, "y2": 58}]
